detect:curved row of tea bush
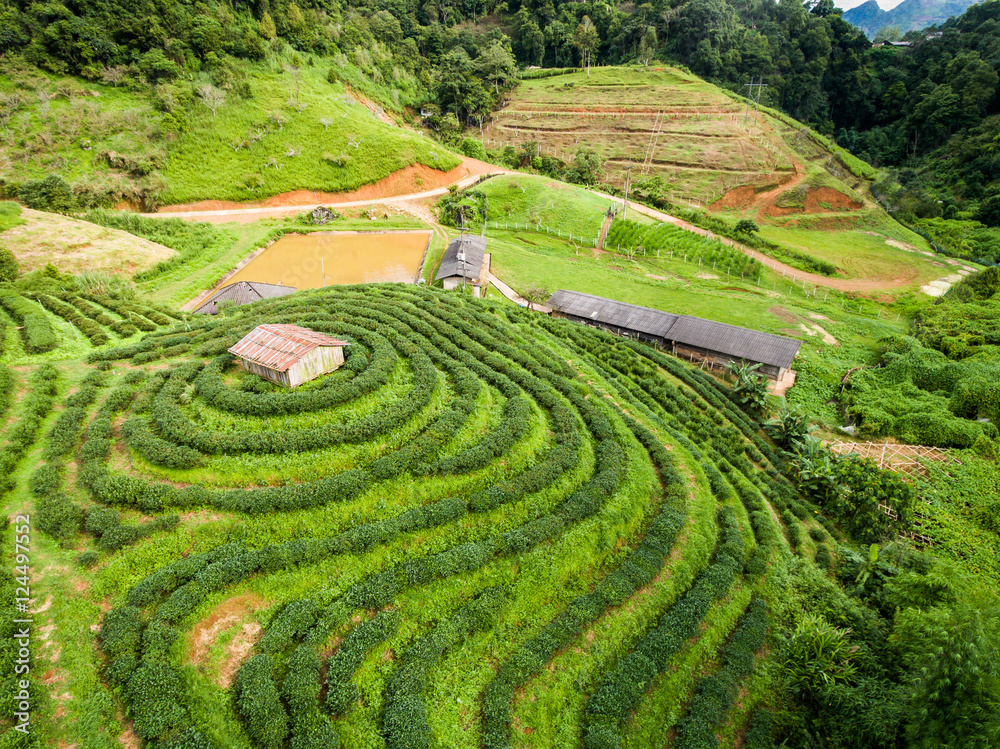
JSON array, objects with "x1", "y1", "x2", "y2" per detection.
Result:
[
  {"x1": 93, "y1": 288, "x2": 644, "y2": 747},
  {"x1": 0, "y1": 364, "x2": 59, "y2": 495},
  {"x1": 675, "y1": 596, "x2": 770, "y2": 749},
  {"x1": 0, "y1": 286, "x2": 57, "y2": 353},
  {"x1": 581, "y1": 505, "x2": 747, "y2": 749},
  {"x1": 72, "y1": 285, "x2": 811, "y2": 749}
]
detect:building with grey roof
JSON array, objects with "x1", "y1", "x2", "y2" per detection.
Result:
[
  {"x1": 546, "y1": 290, "x2": 678, "y2": 346},
  {"x1": 547, "y1": 289, "x2": 800, "y2": 379},
  {"x1": 436, "y1": 235, "x2": 486, "y2": 290},
  {"x1": 195, "y1": 281, "x2": 298, "y2": 315}
]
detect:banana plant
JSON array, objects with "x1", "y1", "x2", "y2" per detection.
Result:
[
  {"x1": 729, "y1": 361, "x2": 770, "y2": 419},
  {"x1": 765, "y1": 404, "x2": 813, "y2": 448}
]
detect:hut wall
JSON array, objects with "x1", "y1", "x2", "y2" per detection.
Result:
[
  {"x1": 286, "y1": 345, "x2": 345, "y2": 387},
  {"x1": 239, "y1": 359, "x2": 291, "y2": 387},
  {"x1": 671, "y1": 344, "x2": 781, "y2": 378}
]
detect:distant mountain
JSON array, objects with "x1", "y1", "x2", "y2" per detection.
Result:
[{"x1": 844, "y1": 0, "x2": 982, "y2": 37}]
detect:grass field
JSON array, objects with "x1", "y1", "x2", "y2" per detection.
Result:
[
  {"x1": 0, "y1": 206, "x2": 177, "y2": 276},
  {"x1": 0, "y1": 201, "x2": 25, "y2": 232},
  {"x1": 160, "y1": 61, "x2": 459, "y2": 204},
  {"x1": 477, "y1": 173, "x2": 650, "y2": 241},
  {"x1": 759, "y1": 223, "x2": 957, "y2": 286}
]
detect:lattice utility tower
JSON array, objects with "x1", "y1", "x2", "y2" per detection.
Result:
[
  {"x1": 640, "y1": 111, "x2": 664, "y2": 177},
  {"x1": 742, "y1": 76, "x2": 767, "y2": 128}
]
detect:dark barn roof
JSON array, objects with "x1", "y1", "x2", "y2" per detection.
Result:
[
  {"x1": 195, "y1": 281, "x2": 297, "y2": 315},
  {"x1": 667, "y1": 316, "x2": 800, "y2": 370},
  {"x1": 546, "y1": 290, "x2": 679, "y2": 339},
  {"x1": 435, "y1": 235, "x2": 486, "y2": 281},
  {"x1": 547, "y1": 289, "x2": 800, "y2": 370}
]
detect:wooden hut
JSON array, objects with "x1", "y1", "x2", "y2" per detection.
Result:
[
  {"x1": 228, "y1": 324, "x2": 349, "y2": 387},
  {"x1": 547, "y1": 290, "x2": 800, "y2": 380},
  {"x1": 436, "y1": 235, "x2": 486, "y2": 290},
  {"x1": 195, "y1": 281, "x2": 298, "y2": 315}
]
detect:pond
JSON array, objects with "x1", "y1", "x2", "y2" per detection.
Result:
[{"x1": 225, "y1": 230, "x2": 432, "y2": 289}]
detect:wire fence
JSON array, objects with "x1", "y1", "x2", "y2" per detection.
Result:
[{"x1": 478, "y1": 221, "x2": 902, "y2": 321}]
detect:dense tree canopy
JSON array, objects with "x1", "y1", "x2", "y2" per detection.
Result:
[{"x1": 1, "y1": 0, "x2": 997, "y2": 216}]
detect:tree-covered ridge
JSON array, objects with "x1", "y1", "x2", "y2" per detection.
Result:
[
  {"x1": 2, "y1": 0, "x2": 998, "y2": 223},
  {"x1": 843, "y1": 0, "x2": 981, "y2": 38}
]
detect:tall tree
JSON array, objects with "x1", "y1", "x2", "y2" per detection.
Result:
[{"x1": 575, "y1": 15, "x2": 599, "y2": 76}]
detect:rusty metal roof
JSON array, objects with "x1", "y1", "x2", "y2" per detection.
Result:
[{"x1": 228, "y1": 324, "x2": 349, "y2": 373}]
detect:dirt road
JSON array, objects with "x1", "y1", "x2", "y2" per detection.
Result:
[
  {"x1": 146, "y1": 157, "x2": 509, "y2": 224},
  {"x1": 144, "y1": 160, "x2": 934, "y2": 294}
]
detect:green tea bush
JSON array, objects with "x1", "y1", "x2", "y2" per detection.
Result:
[
  {"x1": 0, "y1": 287, "x2": 57, "y2": 353},
  {"x1": 235, "y1": 654, "x2": 289, "y2": 747},
  {"x1": 30, "y1": 293, "x2": 110, "y2": 346},
  {"x1": 325, "y1": 611, "x2": 400, "y2": 716},
  {"x1": 120, "y1": 417, "x2": 205, "y2": 469},
  {"x1": 675, "y1": 597, "x2": 769, "y2": 749},
  {"x1": 581, "y1": 507, "x2": 746, "y2": 748},
  {"x1": 606, "y1": 218, "x2": 762, "y2": 280}
]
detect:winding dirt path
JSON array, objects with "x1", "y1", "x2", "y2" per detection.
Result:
[
  {"x1": 596, "y1": 193, "x2": 927, "y2": 293},
  {"x1": 752, "y1": 161, "x2": 806, "y2": 223},
  {"x1": 148, "y1": 157, "x2": 510, "y2": 224},
  {"x1": 145, "y1": 160, "x2": 932, "y2": 294}
]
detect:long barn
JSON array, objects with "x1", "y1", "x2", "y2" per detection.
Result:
[{"x1": 547, "y1": 290, "x2": 801, "y2": 379}]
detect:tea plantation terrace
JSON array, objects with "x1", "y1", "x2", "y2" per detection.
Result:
[{"x1": 547, "y1": 290, "x2": 801, "y2": 378}]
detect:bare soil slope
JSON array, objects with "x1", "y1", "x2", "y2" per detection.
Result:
[
  {"x1": 160, "y1": 157, "x2": 496, "y2": 213},
  {"x1": 2, "y1": 208, "x2": 176, "y2": 275}
]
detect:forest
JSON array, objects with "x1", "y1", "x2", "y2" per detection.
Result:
[{"x1": 2, "y1": 0, "x2": 998, "y2": 223}]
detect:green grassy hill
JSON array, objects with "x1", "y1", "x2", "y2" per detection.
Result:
[{"x1": 0, "y1": 56, "x2": 459, "y2": 208}]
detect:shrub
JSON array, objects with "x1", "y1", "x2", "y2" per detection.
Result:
[
  {"x1": 234, "y1": 655, "x2": 289, "y2": 747},
  {"x1": 0, "y1": 246, "x2": 18, "y2": 282},
  {"x1": 19, "y1": 175, "x2": 77, "y2": 212},
  {"x1": 36, "y1": 493, "x2": 83, "y2": 541},
  {"x1": 0, "y1": 288, "x2": 57, "y2": 353}
]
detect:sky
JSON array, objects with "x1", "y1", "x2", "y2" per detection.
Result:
[{"x1": 834, "y1": 0, "x2": 906, "y2": 9}]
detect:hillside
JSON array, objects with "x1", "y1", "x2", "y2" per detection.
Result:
[
  {"x1": 3, "y1": 3, "x2": 1000, "y2": 747},
  {"x1": 487, "y1": 67, "x2": 792, "y2": 206},
  {"x1": 0, "y1": 203, "x2": 176, "y2": 275},
  {"x1": 843, "y1": 0, "x2": 981, "y2": 37},
  {"x1": 487, "y1": 67, "x2": 844, "y2": 207},
  {"x1": 0, "y1": 281, "x2": 997, "y2": 749},
  {"x1": 0, "y1": 57, "x2": 464, "y2": 209}
]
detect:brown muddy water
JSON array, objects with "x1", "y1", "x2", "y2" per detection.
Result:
[{"x1": 226, "y1": 231, "x2": 432, "y2": 289}]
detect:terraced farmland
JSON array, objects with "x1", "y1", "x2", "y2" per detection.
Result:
[
  {"x1": 485, "y1": 67, "x2": 795, "y2": 205},
  {"x1": 0, "y1": 283, "x2": 834, "y2": 748}
]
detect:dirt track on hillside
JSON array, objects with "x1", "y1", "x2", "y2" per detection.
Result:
[
  {"x1": 147, "y1": 159, "x2": 926, "y2": 294},
  {"x1": 615, "y1": 197, "x2": 925, "y2": 293},
  {"x1": 156, "y1": 157, "x2": 501, "y2": 220}
]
